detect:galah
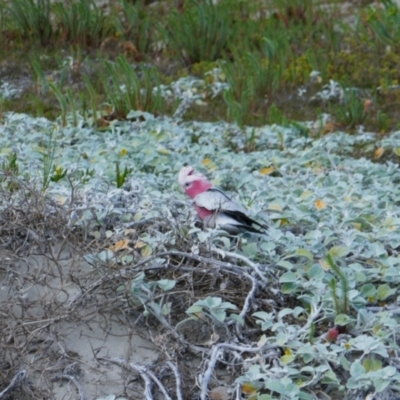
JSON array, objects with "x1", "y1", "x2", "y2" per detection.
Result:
[{"x1": 178, "y1": 165, "x2": 266, "y2": 234}]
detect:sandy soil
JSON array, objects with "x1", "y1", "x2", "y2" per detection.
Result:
[{"x1": 0, "y1": 246, "x2": 161, "y2": 400}]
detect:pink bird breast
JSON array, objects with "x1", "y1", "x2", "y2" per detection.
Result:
[{"x1": 185, "y1": 178, "x2": 212, "y2": 198}]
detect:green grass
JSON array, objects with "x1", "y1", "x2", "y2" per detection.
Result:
[
  {"x1": 104, "y1": 55, "x2": 166, "y2": 117},
  {"x1": 161, "y1": 0, "x2": 232, "y2": 65},
  {"x1": 2, "y1": 0, "x2": 400, "y2": 136},
  {"x1": 7, "y1": 0, "x2": 53, "y2": 45},
  {"x1": 114, "y1": 0, "x2": 154, "y2": 54},
  {"x1": 53, "y1": 0, "x2": 113, "y2": 47}
]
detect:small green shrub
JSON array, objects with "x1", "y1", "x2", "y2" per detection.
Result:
[
  {"x1": 115, "y1": 162, "x2": 132, "y2": 188},
  {"x1": 331, "y1": 86, "x2": 366, "y2": 129},
  {"x1": 326, "y1": 254, "x2": 350, "y2": 318},
  {"x1": 41, "y1": 128, "x2": 59, "y2": 192}
]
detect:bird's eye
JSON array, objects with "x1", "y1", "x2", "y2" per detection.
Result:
[{"x1": 185, "y1": 182, "x2": 190, "y2": 187}]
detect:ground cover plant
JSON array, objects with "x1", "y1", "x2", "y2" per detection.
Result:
[{"x1": 2, "y1": 0, "x2": 400, "y2": 399}]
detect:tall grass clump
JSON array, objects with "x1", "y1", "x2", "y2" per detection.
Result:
[
  {"x1": 326, "y1": 254, "x2": 350, "y2": 318},
  {"x1": 366, "y1": 0, "x2": 400, "y2": 49},
  {"x1": 0, "y1": 3, "x2": 7, "y2": 55},
  {"x1": 221, "y1": 37, "x2": 290, "y2": 126},
  {"x1": 162, "y1": 0, "x2": 231, "y2": 65},
  {"x1": 41, "y1": 128, "x2": 58, "y2": 192},
  {"x1": 261, "y1": 0, "x2": 342, "y2": 83},
  {"x1": 103, "y1": 55, "x2": 165, "y2": 117},
  {"x1": 113, "y1": 0, "x2": 153, "y2": 55},
  {"x1": 53, "y1": 0, "x2": 113, "y2": 47},
  {"x1": 7, "y1": 0, "x2": 53, "y2": 45}
]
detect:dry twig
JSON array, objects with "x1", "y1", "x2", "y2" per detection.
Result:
[
  {"x1": 100, "y1": 357, "x2": 172, "y2": 400},
  {"x1": 0, "y1": 370, "x2": 27, "y2": 399}
]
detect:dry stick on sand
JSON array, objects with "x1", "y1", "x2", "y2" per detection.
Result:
[
  {"x1": 199, "y1": 343, "x2": 279, "y2": 400},
  {"x1": 52, "y1": 374, "x2": 85, "y2": 400},
  {"x1": 166, "y1": 361, "x2": 184, "y2": 400},
  {"x1": 0, "y1": 370, "x2": 27, "y2": 399},
  {"x1": 100, "y1": 357, "x2": 173, "y2": 400}
]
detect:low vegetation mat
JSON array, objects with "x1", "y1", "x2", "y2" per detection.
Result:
[{"x1": 0, "y1": 112, "x2": 400, "y2": 399}]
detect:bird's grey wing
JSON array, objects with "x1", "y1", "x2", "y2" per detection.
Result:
[{"x1": 193, "y1": 188, "x2": 247, "y2": 213}]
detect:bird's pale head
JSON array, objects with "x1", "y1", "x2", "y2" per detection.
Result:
[{"x1": 178, "y1": 165, "x2": 212, "y2": 198}]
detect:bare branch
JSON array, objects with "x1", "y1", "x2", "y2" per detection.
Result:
[
  {"x1": 166, "y1": 361, "x2": 184, "y2": 400},
  {"x1": 200, "y1": 343, "x2": 279, "y2": 400},
  {"x1": 0, "y1": 370, "x2": 27, "y2": 399},
  {"x1": 100, "y1": 357, "x2": 172, "y2": 400}
]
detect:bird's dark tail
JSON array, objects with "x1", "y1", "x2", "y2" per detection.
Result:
[{"x1": 222, "y1": 210, "x2": 268, "y2": 233}]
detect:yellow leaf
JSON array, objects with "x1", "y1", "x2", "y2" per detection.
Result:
[
  {"x1": 134, "y1": 241, "x2": 147, "y2": 249},
  {"x1": 260, "y1": 166, "x2": 275, "y2": 175},
  {"x1": 110, "y1": 239, "x2": 129, "y2": 251},
  {"x1": 141, "y1": 244, "x2": 153, "y2": 257},
  {"x1": 312, "y1": 167, "x2": 324, "y2": 174},
  {"x1": 373, "y1": 325, "x2": 381, "y2": 335},
  {"x1": 120, "y1": 148, "x2": 128, "y2": 156},
  {"x1": 55, "y1": 195, "x2": 67, "y2": 205},
  {"x1": 134, "y1": 212, "x2": 143, "y2": 222},
  {"x1": 268, "y1": 203, "x2": 282, "y2": 211},
  {"x1": 319, "y1": 259, "x2": 330, "y2": 271},
  {"x1": 300, "y1": 190, "x2": 313, "y2": 199},
  {"x1": 241, "y1": 383, "x2": 258, "y2": 394},
  {"x1": 202, "y1": 158, "x2": 216, "y2": 170},
  {"x1": 280, "y1": 354, "x2": 295, "y2": 364},
  {"x1": 374, "y1": 147, "x2": 384, "y2": 159},
  {"x1": 315, "y1": 199, "x2": 327, "y2": 210},
  {"x1": 284, "y1": 348, "x2": 292, "y2": 356},
  {"x1": 157, "y1": 147, "x2": 171, "y2": 155},
  {"x1": 193, "y1": 311, "x2": 207, "y2": 321}
]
